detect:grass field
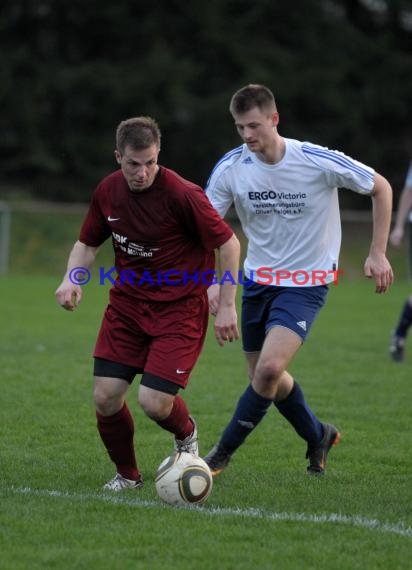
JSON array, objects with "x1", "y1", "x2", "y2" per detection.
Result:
[{"x1": 0, "y1": 272, "x2": 411, "y2": 569}]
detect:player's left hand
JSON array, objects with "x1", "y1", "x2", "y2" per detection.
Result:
[
  {"x1": 364, "y1": 253, "x2": 394, "y2": 293},
  {"x1": 214, "y1": 305, "x2": 239, "y2": 346},
  {"x1": 389, "y1": 227, "x2": 404, "y2": 248}
]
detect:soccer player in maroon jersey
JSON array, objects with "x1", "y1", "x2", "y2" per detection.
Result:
[{"x1": 55, "y1": 116, "x2": 240, "y2": 491}]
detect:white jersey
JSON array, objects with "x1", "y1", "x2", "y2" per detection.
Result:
[{"x1": 206, "y1": 138, "x2": 375, "y2": 286}]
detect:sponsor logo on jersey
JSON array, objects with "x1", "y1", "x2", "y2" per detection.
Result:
[
  {"x1": 247, "y1": 189, "x2": 307, "y2": 216},
  {"x1": 112, "y1": 232, "x2": 160, "y2": 257},
  {"x1": 248, "y1": 190, "x2": 277, "y2": 200}
]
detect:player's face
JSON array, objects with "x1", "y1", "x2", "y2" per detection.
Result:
[
  {"x1": 115, "y1": 144, "x2": 160, "y2": 192},
  {"x1": 233, "y1": 107, "x2": 279, "y2": 155}
]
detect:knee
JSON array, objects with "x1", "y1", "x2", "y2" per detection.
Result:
[
  {"x1": 93, "y1": 384, "x2": 123, "y2": 416},
  {"x1": 254, "y1": 358, "x2": 284, "y2": 386},
  {"x1": 138, "y1": 396, "x2": 159, "y2": 419},
  {"x1": 138, "y1": 389, "x2": 173, "y2": 421}
]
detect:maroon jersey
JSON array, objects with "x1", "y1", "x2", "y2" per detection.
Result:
[{"x1": 79, "y1": 166, "x2": 233, "y2": 302}]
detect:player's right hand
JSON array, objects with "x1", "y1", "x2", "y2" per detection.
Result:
[{"x1": 55, "y1": 282, "x2": 82, "y2": 311}]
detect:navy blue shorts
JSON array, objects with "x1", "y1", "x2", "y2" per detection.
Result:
[{"x1": 241, "y1": 281, "x2": 329, "y2": 352}]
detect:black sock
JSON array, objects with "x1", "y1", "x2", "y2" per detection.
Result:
[
  {"x1": 395, "y1": 299, "x2": 412, "y2": 338},
  {"x1": 274, "y1": 381, "x2": 323, "y2": 446},
  {"x1": 220, "y1": 384, "x2": 272, "y2": 454}
]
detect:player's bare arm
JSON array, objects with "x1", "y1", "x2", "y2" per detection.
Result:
[
  {"x1": 364, "y1": 173, "x2": 394, "y2": 293},
  {"x1": 214, "y1": 234, "x2": 240, "y2": 346},
  {"x1": 55, "y1": 240, "x2": 99, "y2": 311},
  {"x1": 390, "y1": 183, "x2": 412, "y2": 247}
]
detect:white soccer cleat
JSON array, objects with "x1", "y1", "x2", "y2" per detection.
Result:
[
  {"x1": 174, "y1": 416, "x2": 199, "y2": 456},
  {"x1": 103, "y1": 473, "x2": 143, "y2": 492}
]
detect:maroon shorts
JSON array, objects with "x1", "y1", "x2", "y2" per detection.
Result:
[{"x1": 93, "y1": 293, "x2": 209, "y2": 389}]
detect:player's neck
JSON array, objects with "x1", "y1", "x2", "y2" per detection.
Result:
[{"x1": 256, "y1": 136, "x2": 285, "y2": 165}]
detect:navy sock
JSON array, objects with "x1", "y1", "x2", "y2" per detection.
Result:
[
  {"x1": 274, "y1": 381, "x2": 323, "y2": 446},
  {"x1": 395, "y1": 299, "x2": 412, "y2": 338},
  {"x1": 220, "y1": 384, "x2": 272, "y2": 454}
]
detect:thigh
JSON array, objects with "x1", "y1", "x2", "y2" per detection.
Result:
[
  {"x1": 93, "y1": 303, "x2": 149, "y2": 369},
  {"x1": 241, "y1": 286, "x2": 272, "y2": 352},
  {"x1": 252, "y1": 327, "x2": 301, "y2": 399},
  {"x1": 245, "y1": 351, "x2": 260, "y2": 381},
  {"x1": 145, "y1": 294, "x2": 209, "y2": 389},
  {"x1": 94, "y1": 376, "x2": 130, "y2": 399},
  {"x1": 258, "y1": 325, "x2": 302, "y2": 371},
  {"x1": 266, "y1": 286, "x2": 329, "y2": 341},
  {"x1": 138, "y1": 384, "x2": 175, "y2": 420}
]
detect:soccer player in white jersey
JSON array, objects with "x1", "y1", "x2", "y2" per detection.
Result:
[
  {"x1": 204, "y1": 84, "x2": 394, "y2": 476},
  {"x1": 389, "y1": 160, "x2": 412, "y2": 361}
]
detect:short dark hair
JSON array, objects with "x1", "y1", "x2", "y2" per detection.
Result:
[
  {"x1": 229, "y1": 84, "x2": 277, "y2": 115},
  {"x1": 116, "y1": 117, "x2": 161, "y2": 153}
]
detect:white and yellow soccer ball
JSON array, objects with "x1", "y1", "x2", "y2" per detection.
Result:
[{"x1": 155, "y1": 452, "x2": 213, "y2": 506}]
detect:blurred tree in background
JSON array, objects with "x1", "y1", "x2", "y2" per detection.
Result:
[{"x1": 0, "y1": 0, "x2": 411, "y2": 206}]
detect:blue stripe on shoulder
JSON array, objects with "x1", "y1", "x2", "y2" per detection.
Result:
[
  {"x1": 206, "y1": 145, "x2": 244, "y2": 187},
  {"x1": 302, "y1": 144, "x2": 374, "y2": 184}
]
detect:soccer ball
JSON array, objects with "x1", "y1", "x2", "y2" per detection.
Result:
[{"x1": 155, "y1": 452, "x2": 213, "y2": 506}]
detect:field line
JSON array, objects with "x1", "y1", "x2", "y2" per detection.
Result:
[{"x1": 3, "y1": 485, "x2": 412, "y2": 538}]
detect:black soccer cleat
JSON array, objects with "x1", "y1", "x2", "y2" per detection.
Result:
[
  {"x1": 203, "y1": 442, "x2": 232, "y2": 476},
  {"x1": 389, "y1": 332, "x2": 405, "y2": 362},
  {"x1": 306, "y1": 423, "x2": 341, "y2": 475}
]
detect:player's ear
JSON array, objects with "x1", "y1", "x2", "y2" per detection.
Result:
[
  {"x1": 271, "y1": 112, "x2": 280, "y2": 127},
  {"x1": 114, "y1": 149, "x2": 122, "y2": 164}
]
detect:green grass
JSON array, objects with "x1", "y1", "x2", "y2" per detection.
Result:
[
  {"x1": 0, "y1": 274, "x2": 411, "y2": 569},
  {"x1": 8, "y1": 209, "x2": 115, "y2": 276}
]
